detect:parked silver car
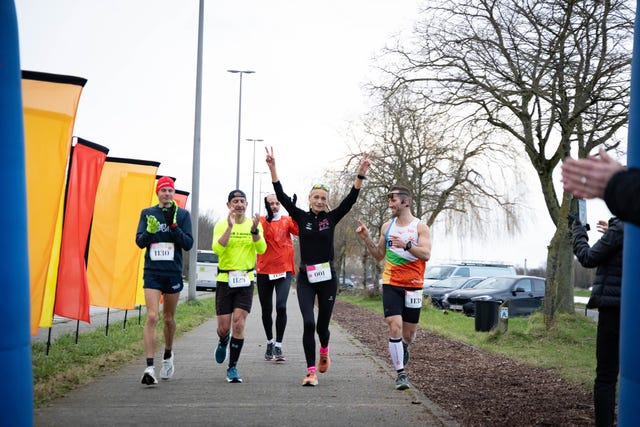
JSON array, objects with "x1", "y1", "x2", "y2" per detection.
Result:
[{"x1": 423, "y1": 262, "x2": 516, "y2": 288}]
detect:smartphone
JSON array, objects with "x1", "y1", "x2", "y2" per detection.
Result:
[{"x1": 578, "y1": 199, "x2": 587, "y2": 225}]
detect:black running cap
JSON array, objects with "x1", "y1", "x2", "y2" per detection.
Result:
[{"x1": 228, "y1": 189, "x2": 247, "y2": 202}]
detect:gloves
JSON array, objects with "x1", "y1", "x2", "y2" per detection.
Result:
[
  {"x1": 566, "y1": 213, "x2": 580, "y2": 226},
  {"x1": 264, "y1": 197, "x2": 274, "y2": 222},
  {"x1": 163, "y1": 201, "x2": 178, "y2": 228},
  {"x1": 146, "y1": 215, "x2": 160, "y2": 234},
  {"x1": 567, "y1": 213, "x2": 590, "y2": 231}
]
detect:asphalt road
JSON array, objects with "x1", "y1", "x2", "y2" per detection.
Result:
[{"x1": 33, "y1": 290, "x2": 458, "y2": 426}]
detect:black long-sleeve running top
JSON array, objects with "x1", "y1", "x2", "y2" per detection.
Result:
[{"x1": 272, "y1": 180, "x2": 359, "y2": 266}]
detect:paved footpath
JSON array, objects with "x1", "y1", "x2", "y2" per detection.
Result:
[{"x1": 34, "y1": 290, "x2": 458, "y2": 426}]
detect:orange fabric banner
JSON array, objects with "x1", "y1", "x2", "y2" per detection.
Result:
[
  {"x1": 174, "y1": 189, "x2": 190, "y2": 209},
  {"x1": 22, "y1": 71, "x2": 86, "y2": 335},
  {"x1": 54, "y1": 139, "x2": 109, "y2": 322},
  {"x1": 87, "y1": 158, "x2": 159, "y2": 310}
]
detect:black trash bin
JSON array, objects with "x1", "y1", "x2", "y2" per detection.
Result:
[{"x1": 474, "y1": 300, "x2": 500, "y2": 332}]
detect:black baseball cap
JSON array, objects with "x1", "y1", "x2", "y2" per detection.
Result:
[{"x1": 228, "y1": 189, "x2": 247, "y2": 202}]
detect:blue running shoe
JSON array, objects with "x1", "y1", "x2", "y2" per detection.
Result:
[
  {"x1": 395, "y1": 372, "x2": 409, "y2": 390},
  {"x1": 226, "y1": 366, "x2": 243, "y2": 383},
  {"x1": 215, "y1": 334, "x2": 230, "y2": 364}
]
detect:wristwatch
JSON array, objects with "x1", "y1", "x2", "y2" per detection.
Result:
[
  {"x1": 404, "y1": 241, "x2": 412, "y2": 251},
  {"x1": 250, "y1": 229, "x2": 259, "y2": 235}
]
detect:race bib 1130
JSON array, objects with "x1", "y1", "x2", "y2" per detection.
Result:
[{"x1": 149, "y1": 242, "x2": 175, "y2": 261}]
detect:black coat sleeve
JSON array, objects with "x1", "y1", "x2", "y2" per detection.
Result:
[
  {"x1": 604, "y1": 169, "x2": 640, "y2": 227},
  {"x1": 572, "y1": 221, "x2": 623, "y2": 268},
  {"x1": 273, "y1": 181, "x2": 303, "y2": 218}
]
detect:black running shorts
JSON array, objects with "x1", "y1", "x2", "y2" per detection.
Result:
[{"x1": 215, "y1": 282, "x2": 254, "y2": 315}]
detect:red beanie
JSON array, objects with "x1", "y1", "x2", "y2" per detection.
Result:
[{"x1": 156, "y1": 176, "x2": 175, "y2": 193}]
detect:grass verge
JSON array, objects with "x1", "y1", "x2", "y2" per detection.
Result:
[
  {"x1": 338, "y1": 292, "x2": 596, "y2": 390},
  {"x1": 574, "y1": 288, "x2": 591, "y2": 297},
  {"x1": 32, "y1": 296, "x2": 216, "y2": 407}
]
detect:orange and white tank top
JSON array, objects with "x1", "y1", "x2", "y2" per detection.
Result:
[{"x1": 381, "y1": 217, "x2": 425, "y2": 289}]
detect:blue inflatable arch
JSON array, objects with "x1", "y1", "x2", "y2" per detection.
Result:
[{"x1": 0, "y1": 0, "x2": 34, "y2": 425}]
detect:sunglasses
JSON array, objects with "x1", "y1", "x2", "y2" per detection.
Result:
[
  {"x1": 387, "y1": 191, "x2": 410, "y2": 198},
  {"x1": 311, "y1": 183, "x2": 330, "y2": 192}
]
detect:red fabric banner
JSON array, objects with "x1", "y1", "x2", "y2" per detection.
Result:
[{"x1": 54, "y1": 138, "x2": 108, "y2": 322}]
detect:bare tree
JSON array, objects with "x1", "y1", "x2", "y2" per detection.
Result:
[
  {"x1": 374, "y1": 0, "x2": 632, "y2": 323},
  {"x1": 359, "y1": 92, "x2": 521, "y2": 235},
  {"x1": 327, "y1": 93, "x2": 521, "y2": 291},
  {"x1": 197, "y1": 210, "x2": 218, "y2": 250}
]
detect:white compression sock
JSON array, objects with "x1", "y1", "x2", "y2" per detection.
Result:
[{"x1": 389, "y1": 337, "x2": 404, "y2": 371}]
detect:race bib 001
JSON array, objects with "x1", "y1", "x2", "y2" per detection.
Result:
[
  {"x1": 405, "y1": 290, "x2": 423, "y2": 309},
  {"x1": 268, "y1": 272, "x2": 287, "y2": 281},
  {"x1": 228, "y1": 270, "x2": 252, "y2": 288},
  {"x1": 306, "y1": 263, "x2": 332, "y2": 284},
  {"x1": 149, "y1": 242, "x2": 175, "y2": 261}
]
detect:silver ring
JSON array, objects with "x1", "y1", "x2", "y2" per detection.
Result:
[{"x1": 580, "y1": 176, "x2": 587, "y2": 185}]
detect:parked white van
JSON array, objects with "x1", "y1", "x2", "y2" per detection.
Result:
[
  {"x1": 196, "y1": 250, "x2": 218, "y2": 292},
  {"x1": 423, "y1": 262, "x2": 516, "y2": 288}
]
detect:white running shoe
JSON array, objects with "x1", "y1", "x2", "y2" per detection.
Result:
[
  {"x1": 160, "y1": 353, "x2": 174, "y2": 380},
  {"x1": 141, "y1": 366, "x2": 158, "y2": 385}
]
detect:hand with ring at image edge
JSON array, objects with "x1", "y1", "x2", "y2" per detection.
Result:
[{"x1": 561, "y1": 148, "x2": 624, "y2": 200}]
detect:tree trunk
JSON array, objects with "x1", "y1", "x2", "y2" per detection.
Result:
[{"x1": 543, "y1": 222, "x2": 575, "y2": 327}]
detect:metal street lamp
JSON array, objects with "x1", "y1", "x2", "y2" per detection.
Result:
[
  {"x1": 227, "y1": 69, "x2": 255, "y2": 189},
  {"x1": 187, "y1": 0, "x2": 205, "y2": 300},
  {"x1": 246, "y1": 138, "x2": 264, "y2": 214},
  {"x1": 256, "y1": 172, "x2": 269, "y2": 215}
]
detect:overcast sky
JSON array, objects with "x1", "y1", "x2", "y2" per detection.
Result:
[
  {"x1": 16, "y1": 1, "x2": 420, "y2": 210},
  {"x1": 15, "y1": 0, "x2": 616, "y2": 267}
]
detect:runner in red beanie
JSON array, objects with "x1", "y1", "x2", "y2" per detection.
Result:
[{"x1": 156, "y1": 176, "x2": 175, "y2": 193}]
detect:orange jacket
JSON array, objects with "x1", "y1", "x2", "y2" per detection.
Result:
[{"x1": 256, "y1": 215, "x2": 299, "y2": 275}]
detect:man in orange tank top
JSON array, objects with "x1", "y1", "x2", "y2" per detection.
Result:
[{"x1": 356, "y1": 185, "x2": 431, "y2": 390}]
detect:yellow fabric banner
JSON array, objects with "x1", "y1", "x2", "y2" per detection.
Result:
[
  {"x1": 87, "y1": 158, "x2": 159, "y2": 310},
  {"x1": 134, "y1": 183, "x2": 157, "y2": 306},
  {"x1": 22, "y1": 71, "x2": 86, "y2": 335},
  {"x1": 38, "y1": 192, "x2": 65, "y2": 328}
]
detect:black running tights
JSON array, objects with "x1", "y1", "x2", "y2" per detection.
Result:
[{"x1": 296, "y1": 272, "x2": 337, "y2": 368}]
